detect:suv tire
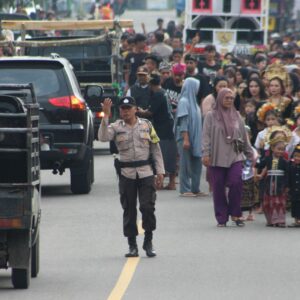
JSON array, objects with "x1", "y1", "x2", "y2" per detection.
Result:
[{"x1": 70, "y1": 147, "x2": 93, "y2": 194}]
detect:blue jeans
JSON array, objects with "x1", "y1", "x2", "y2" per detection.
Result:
[{"x1": 177, "y1": 141, "x2": 202, "y2": 194}]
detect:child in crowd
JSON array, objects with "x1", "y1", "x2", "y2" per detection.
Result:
[
  {"x1": 288, "y1": 144, "x2": 300, "y2": 227},
  {"x1": 258, "y1": 136, "x2": 289, "y2": 227},
  {"x1": 241, "y1": 126, "x2": 258, "y2": 221},
  {"x1": 255, "y1": 104, "x2": 280, "y2": 156},
  {"x1": 254, "y1": 105, "x2": 280, "y2": 213}
]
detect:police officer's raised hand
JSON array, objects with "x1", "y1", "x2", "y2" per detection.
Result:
[{"x1": 101, "y1": 98, "x2": 112, "y2": 117}]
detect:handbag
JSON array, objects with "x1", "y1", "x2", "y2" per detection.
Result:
[{"x1": 232, "y1": 138, "x2": 244, "y2": 154}]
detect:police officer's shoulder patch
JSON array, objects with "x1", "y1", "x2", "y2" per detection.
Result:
[{"x1": 139, "y1": 119, "x2": 160, "y2": 144}]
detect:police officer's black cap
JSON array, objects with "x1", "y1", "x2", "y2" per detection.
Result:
[{"x1": 119, "y1": 96, "x2": 136, "y2": 107}]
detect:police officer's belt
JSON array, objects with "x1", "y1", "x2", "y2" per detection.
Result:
[{"x1": 118, "y1": 160, "x2": 151, "y2": 168}]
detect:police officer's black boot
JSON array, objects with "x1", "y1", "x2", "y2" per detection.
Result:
[
  {"x1": 143, "y1": 231, "x2": 156, "y2": 257},
  {"x1": 125, "y1": 236, "x2": 139, "y2": 257}
]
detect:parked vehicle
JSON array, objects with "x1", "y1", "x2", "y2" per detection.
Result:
[
  {"x1": 25, "y1": 35, "x2": 123, "y2": 140},
  {"x1": 0, "y1": 83, "x2": 40, "y2": 289},
  {"x1": 0, "y1": 56, "x2": 102, "y2": 194}
]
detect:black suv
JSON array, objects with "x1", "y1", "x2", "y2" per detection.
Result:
[{"x1": 0, "y1": 56, "x2": 100, "y2": 194}]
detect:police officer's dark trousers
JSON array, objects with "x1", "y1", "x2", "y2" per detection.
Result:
[{"x1": 119, "y1": 175, "x2": 156, "y2": 237}]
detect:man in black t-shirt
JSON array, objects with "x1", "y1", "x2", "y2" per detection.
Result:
[
  {"x1": 124, "y1": 33, "x2": 148, "y2": 88},
  {"x1": 198, "y1": 45, "x2": 222, "y2": 87},
  {"x1": 184, "y1": 54, "x2": 210, "y2": 104},
  {"x1": 162, "y1": 63, "x2": 185, "y2": 115}
]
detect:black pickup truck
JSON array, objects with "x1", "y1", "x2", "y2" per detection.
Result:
[{"x1": 25, "y1": 36, "x2": 123, "y2": 139}]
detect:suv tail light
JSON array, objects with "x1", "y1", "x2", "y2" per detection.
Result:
[
  {"x1": 49, "y1": 96, "x2": 70, "y2": 108},
  {"x1": 71, "y1": 96, "x2": 86, "y2": 110},
  {"x1": 49, "y1": 96, "x2": 86, "y2": 110}
]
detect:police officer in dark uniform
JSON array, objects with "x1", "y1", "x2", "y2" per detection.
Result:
[{"x1": 98, "y1": 96, "x2": 165, "y2": 257}]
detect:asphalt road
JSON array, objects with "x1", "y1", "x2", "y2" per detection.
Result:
[{"x1": 0, "y1": 142, "x2": 299, "y2": 299}]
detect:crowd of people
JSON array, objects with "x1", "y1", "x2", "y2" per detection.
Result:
[
  {"x1": 118, "y1": 18, "x2": 300, "y2": 228},
  {"x1": 2, "y1": 10, "x2": 300, "y2": 229}
]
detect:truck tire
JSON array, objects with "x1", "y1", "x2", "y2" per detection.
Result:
[
  {"x1": 31, "y1": 235, "x2": 40, "y2": 278},
  {"x1": 12, "y1": 252, "x2": 31, "y2": 289},
  {"x1": 70, "y1": 148, "x2": 93, "y2": 194}
]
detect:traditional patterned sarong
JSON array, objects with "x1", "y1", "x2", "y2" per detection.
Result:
[{"x1": 263, "y1": 194, "x2": 286, "y2": 225}]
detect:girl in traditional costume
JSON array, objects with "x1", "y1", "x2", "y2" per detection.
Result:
[{"x1": 259, "y1": 136, "x2": 289, "y2": 227}]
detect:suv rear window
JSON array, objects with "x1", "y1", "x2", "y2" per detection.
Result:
[{"x1": 0, "y1": 62, "x2": 69, "y2": 101}]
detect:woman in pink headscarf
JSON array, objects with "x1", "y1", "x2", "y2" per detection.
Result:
[{"x1": 202, "y1": 88, "x2": 253, "y2": 227}]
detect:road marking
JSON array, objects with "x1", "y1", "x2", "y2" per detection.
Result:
[
  {"x1": 107, "y1": 257, "x2": 140, "y2": 300},
  {"x1": 107, "y1": 220, "x2": 143, "y2": 300}
]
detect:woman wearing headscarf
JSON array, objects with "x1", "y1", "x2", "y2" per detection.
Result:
[
  {"x1": 175, "y1": 78, "x2": 205, "y2": 197},
  {"x1": 202, "y1": 88, "x2": 253, "y2": 226}
]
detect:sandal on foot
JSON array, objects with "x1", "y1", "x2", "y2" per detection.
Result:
[
  {"x1": 246, "y1": 214, "x2": 255, "y2": 221},
  {"x1": 232, "y1": 219, "x2": 245, "y2": 227},
  {"x1": 217, "y1": 223, "x2": 226, "y2": 227},
  {"x1": 180, "y1": 192, "x2": 197, "y2": 197}
]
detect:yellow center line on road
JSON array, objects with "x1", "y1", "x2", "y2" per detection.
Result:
[{"x1": 107, "y1": 220, "x2": 144, "y2": 300}]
